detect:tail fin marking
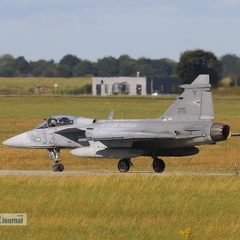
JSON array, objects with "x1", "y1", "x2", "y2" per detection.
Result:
[{"x1": 161, "y1": 75, "x2": 214, "y2": 121}]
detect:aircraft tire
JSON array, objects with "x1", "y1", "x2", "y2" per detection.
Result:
[
  {"x1": 118, "y1": 158, "x2": 131, "y2": 172},
  {"x1": 58, "y1": 163, "x2": 64, "y2": 172},
  {"x1": 52, "y1": 163, "x2": 60, "y2": 172},
  {"x1": 152, "y1": 158, "x2": 165, "y2": 173}
]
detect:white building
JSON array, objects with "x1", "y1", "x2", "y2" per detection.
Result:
[{"x1": 92, "y1": 77, "x2": 147, "y2": 96}]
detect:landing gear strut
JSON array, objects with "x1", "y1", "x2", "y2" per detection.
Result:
[
  {"x1": 152, "y1": 157, "x2": 165, "y2": 173},
  {"x1": 118, "y1": 158, "x2": 132, "y2": 172},
  {"x1": 48, "y1": 148, "x2": 64, "y2": 172}
]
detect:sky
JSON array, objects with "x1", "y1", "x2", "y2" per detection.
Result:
[{"x1": 0, "y1": 0, "x2": 240, "y2": 62}]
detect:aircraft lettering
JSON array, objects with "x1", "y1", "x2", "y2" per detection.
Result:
[
  {"x1": 42, "y1": 133, "x2": 47, "y2": 144},
  {"x1": 178, "y1": 107, "x2": 186, "y2": 114},
  {"x1": 42, "y1": 132, "x2": 54, "y2": 144},
  {"x1": 193, "y1": 90, "x2": 197, "y2": 96},
  {"x1": 49, "y1": 133, "x2": 54, "y2": 144}
]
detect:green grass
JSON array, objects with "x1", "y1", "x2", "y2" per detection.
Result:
[
  {"x1": 0, "y1": 77, "x2": 91, "y2": 95},
  {"x1": 213, "y1": 87, "x2": 240, "y2": 97},
  {"x1": 0, "y1": 175, "x2": 240, "y2": 240}
]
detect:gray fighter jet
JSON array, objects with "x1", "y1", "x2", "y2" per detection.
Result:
[{"x1": 2, "y1": 74, "x2": 231, "y2": 172}]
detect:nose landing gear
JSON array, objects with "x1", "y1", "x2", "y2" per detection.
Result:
[
  {"x1": 48, "y1": 148, "x2": 64, "y2": 172},
  {"x1": 52, "y1": 162, "x2": 64, "y2": 172}
]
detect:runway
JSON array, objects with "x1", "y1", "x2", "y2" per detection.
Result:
[{"x1": 0, "y1": 170, "x2": 236, "y2": 176}]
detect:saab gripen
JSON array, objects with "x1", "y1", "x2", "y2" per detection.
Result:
[{"x1": 2, "y1": 75, "x2": 231, "y2": 173}]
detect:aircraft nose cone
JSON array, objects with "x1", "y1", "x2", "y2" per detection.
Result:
[{"x1": 2, "y1": 133, "x2": 28, "y2": 148}]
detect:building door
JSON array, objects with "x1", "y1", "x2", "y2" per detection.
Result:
[
  {"x1": 136, "y1": 84, "x2": 142, "y2": 95},
  {"x1": 96, "y1": 84, "x2": 101, "y2": 95}
]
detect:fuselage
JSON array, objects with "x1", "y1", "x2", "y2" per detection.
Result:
[{"x1": 3, "y1": 115, "x2": 231, "y2": 158}]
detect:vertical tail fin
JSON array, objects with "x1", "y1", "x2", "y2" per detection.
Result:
[{"x1": 161, "y1": 75, "x2": 214, "y2": 121}]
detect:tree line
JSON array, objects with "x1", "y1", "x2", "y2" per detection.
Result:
[
  {"x1": 0, "y1": 53, "x2": 177, "y2": 78},
  {"x1": 0, "y1": 50, "x2": 240, "y2": 86}
]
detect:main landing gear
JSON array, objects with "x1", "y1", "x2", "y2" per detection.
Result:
[
  {"x1": 152, "y1": 157, "x2": 165, "y2": 173},
  {"x1": 118, "y1": 158, "x2": 133, "y2": 172},
  {"x1": 48, "y1": 148, "x2": 64, "y2": 172},
  {"x1": 117, "y1": 157, "x2": 165, "y2": 173}
]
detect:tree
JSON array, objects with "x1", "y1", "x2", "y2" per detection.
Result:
[
  {"x1": 152, "y1": 58, "x2": 177, "y2": 77},
  {"x1": 136, "y1": 57, "x2": 155, "y2": 77},
  {"x1": 137, "y1": 64, "x2": 155, "y2": 77},
  {"x1": 119, "y1": 62, "x2": 137, "y2": 76},
  {"x1": 95, "y1": 56, "x2": 119, "y2": 77},
  {"x1": 73, "y1": 60, "x2": 93, "y2": 76},
  {"x1": 30, "y1": 59, "x2": 56, "y2": 77},
  {"x1": 0, "y1": 54, "x2": 16, "y2": 77},
  {"x1": 220, "y1": 54, "x2": 240, "y2": 78},
  {"x1": 59, "y1": 54, "x2": 80, "y2": 69},
  {"x1": 56, "y1": 65, "x2": 73, "y2": 78},
  {"x1": 176, "y1": 49, "x2": 222, "y2": 87},
  {"x1": 118, "y1": 54, "x2": 133, "y2": 64},
  {"x1": 42, "y1": 64, "x2": 57, "y2": 77},
  {"x1": 15, "y1": 56, "x2": 31, "y2": 75},
  {"x1": 0, "y1": 54, "x2": 14, "y2": 66},
  {"x1": 118, "y1": 54, "x2": 137, "y2": 76}
]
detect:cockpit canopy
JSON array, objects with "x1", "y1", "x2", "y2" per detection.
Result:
[{"x1": 36, "y1": 115, "x2": 76, "y2": 129}]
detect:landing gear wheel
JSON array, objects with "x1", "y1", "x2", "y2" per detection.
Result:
[
  {"x1": 58, "y1": 163, "x2": 64, "y2": 172},
  {"x1": 118, "y1": 158, "x2": 131, "y2": 172},
  {"x1": 152, "y1": 158, "x2": 165, "y2": 173},
  {"x1": 48, "y1": 148, "x2": 64, "y2": 172},
  {"x1": 52, "y1": 163, "x2": 64, "y2": 172},
  {"x1": 52, "y1": 163, "x2": 60, "y2": 172}
]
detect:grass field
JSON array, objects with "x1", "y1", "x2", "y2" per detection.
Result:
[
  {"x1": 0, "y1": 94, "x2": 240, "y2": 239},
  {"x1": 0, "y1": 77, "x2": 91, "y2": 95},
  {"x1": 0, "y1": 174, "x2": 240, "y2": 240}
]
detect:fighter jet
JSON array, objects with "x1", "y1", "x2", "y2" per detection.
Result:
[{"x1": 2, "y1": 74, "x2": 231, "y2": 173}]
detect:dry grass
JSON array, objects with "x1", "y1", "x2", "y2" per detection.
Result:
[{"x1": 0, "y1": 175, "x2": 240, "y2": 239}]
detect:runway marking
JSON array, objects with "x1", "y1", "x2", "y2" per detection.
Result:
[{"x1": 0, "y1": 170, "x2": 235, "y2": 176}]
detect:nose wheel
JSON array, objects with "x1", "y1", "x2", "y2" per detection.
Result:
[
  {"x1": 48, "y1": 148, "x2": 65, "y2": 172},
  {"x1": 52, "y1": 162, "x2": 64, "y2": 172}
]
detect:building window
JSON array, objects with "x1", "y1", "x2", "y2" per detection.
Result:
[
  {"x1": 159, "y1": 84, "x2": 165, "y2": 92},
  {"x1": 112, "y1": 83, "x2": 119, "y2": 94},
  {"x1": 96, "y1": 84, "x2": 101, "y2": 95},
  {"x1": 126, "y1": 84, "x2": 130, "y2": 94},
  {"x1": 105, "y1": 84, "x2": 108, "y2": 94},
  {"x1": 171, "y1": 84, "x2": 181, "y2": 93}
]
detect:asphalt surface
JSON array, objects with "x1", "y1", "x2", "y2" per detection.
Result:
[{"x1": 0, "y1": 170, "x2": 236, "y2": 176}]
